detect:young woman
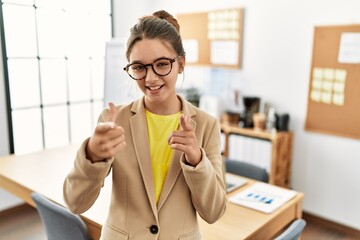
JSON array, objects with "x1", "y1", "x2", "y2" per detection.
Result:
[{"x1": 63, "y1": 10, "x2": 226, "y2": 240}]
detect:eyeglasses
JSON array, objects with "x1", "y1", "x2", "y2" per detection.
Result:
[{"x1": 123, "y1": 57, "x2": 178, "y2": 80}]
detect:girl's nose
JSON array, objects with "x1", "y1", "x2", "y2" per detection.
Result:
[{"x1": 144, "y1": 66, "x2": 159, "y2": 82}]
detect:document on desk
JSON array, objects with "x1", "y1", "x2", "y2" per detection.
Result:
[
  {"x1": 229, "y1": 182, "x2": 297, "y2": 214},
  {"x1": 225, "y1": 174, "x2": 248, "y2": 193}
]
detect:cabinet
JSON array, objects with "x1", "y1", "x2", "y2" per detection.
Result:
[{"x1": 221, "y1": 124, "x2": 293, "y2": 188}]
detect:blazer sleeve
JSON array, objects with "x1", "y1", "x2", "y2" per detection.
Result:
[
  {"x1": 180, "y1": 118, "x2": 227, "y2": 224},
  {"x1": 63, "y1": 139, "x2": 114, "y2": 214}
]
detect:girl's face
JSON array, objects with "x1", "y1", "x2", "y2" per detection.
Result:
[{"x1": 128, "y1": 39, "x2": 184, "y2": 109}]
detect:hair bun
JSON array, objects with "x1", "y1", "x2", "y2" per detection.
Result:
[{"x1": 153, "y1": 10, "x2": 180, "y2": 32}]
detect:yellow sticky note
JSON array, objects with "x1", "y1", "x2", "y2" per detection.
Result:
[
  {"x1": 322, "y1": 81, "x2": 333, "y2": 91},
  {"x1": 231, "y1": 31, "x2": 238, "y2": 39},
  {"x1": 313, "y1": 68, "x2": 323, "y2": 79},
  {"x1": 208, "y1": 31, "x2": 215, "y2": 39},
  {"x1": 231, "y1": 10, "x2": 239, "y2": 19},
  {"x1": 333, "y1": 94, "x2": 345, "y2": 106},
  {"x1": 335, "y1": 69, "x2": 347, "y2": 82},
  {"x1": 208, "y1": 12, "x2": 215, "y2": 21},
  {"x1": 324, "y1": 68, "x2": 335, "y2": 80},
  {"x1": 333, "y1": 82, "x2": 345, "y2": 93},
  {"x1": 311, "y1": 90, "x2": 321, "y2": 102},
  {"x1": 312, "y1": 79, "x2": 322, "y2": 89},
  {"x1": 321, "y1": 92, "x2": 332, "y2": 104},
  {"x1": 231, "y1": 20, "x2": 238, "y2": 29},
  {"x1": 208, "y1": 22, "x2": 215, "y2": 31}
]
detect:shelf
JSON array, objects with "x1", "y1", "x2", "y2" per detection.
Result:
[{"x1": 221, "y1": 124, "x2": 293, "y2": 188}]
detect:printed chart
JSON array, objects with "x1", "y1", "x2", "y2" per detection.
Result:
[{"x1": 229, "y1": 182, "x2": 297, "y2": 213}]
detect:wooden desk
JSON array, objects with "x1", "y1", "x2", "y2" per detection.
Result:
[{"x1": 0, "y1": 145, "x2": 303, "y2": 240}]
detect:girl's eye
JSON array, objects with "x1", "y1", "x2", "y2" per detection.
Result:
[
  {"x1": 131, "y1": 64, "x2": 145, "y2": 71},
  {"x1": 156, "y1": 61, "x2": 170, "y2": 68}
]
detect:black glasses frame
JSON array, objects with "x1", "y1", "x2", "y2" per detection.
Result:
[{"x1": 123, "y1": 57, "x2": 178, "y2": 80}]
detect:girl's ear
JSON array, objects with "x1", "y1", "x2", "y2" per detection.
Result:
[{"x1": 178, "y1": 56, "x2": 186, "y2": 74}]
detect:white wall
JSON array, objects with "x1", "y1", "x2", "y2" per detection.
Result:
[
  {"x1": 0, "y1": 29, "x2": 9, "y2": 157},
  {"x1": 0, "y1": 31, "x2": 23, "y2": 211},
  {"x1": 113, "y1": 0, "x2": 360, "y2": 229},
  {"x1": 112, "y1": 1, "x2": 158, "y2": 38}
]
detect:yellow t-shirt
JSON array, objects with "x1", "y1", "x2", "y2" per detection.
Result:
[{"x1": 146, "y1": 110, "x2": 181, "y2": 203}]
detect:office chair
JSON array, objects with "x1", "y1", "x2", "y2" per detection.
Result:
[
  {"x1": 274, "y1": 219, "x2": 307, "y2": 240},
  {"x1": 31, "y1": 192, "x2": 90, "y2": 240},
  {"x1": 225, "y1": 159, "x2": 269, "y2": 182}
]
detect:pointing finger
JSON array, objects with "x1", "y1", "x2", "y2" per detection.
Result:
[
  {"x1": 106, "y1": 102, "x2": 117, "y2": 123},
  {"x1": 97, "y1": 103, "x2": 117, "y2": 129},
  {"x1": 97, "y1": 121, "x2": 116, "y2": 128},
  {"x1": 180, "y1": 114, "x2": 192, "y2": 131}
]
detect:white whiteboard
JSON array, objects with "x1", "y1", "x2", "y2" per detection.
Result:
[{"x1": 104, "y1": 38, "x2": 142, "y2": 107}]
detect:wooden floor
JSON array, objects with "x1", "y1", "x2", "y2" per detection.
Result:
[
  {"x1": 0, "y1": 204, "x2": 359, "y2": 240},
  {"x1": 0, "y1": 205, "x2": 46, "y2": 240}
]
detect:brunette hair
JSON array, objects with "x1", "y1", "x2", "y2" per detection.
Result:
[{"x1": 125, "y1": 10, "x2": 186, "y2": 61}]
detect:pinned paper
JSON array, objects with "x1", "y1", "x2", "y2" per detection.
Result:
[
  {"x1": 338, "y1": 32, "x2": 360, "y2": 64},
  {"x1": 210, "y1": 40, "x2": 239, "y2": 65},
  {"x1": 183, "y1": 39, "x2": 199, "y2": 63}
]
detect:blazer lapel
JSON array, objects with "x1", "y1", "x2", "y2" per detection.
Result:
[
  {"x1": 157, "y1": 149, "x2": 182, "y2": 210},
  {"x1": 129, "y1": 98, "x2": 158, "y2": 218},
  {"x1": 157, "y1": 96, "x2": 197, "y2": 210}
]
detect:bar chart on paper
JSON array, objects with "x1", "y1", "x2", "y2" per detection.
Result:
[{"x1": 229, "y1": 182, "x2": 297, "y2": 213}]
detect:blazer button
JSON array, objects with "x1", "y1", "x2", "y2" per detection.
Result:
[{"x1": 150, "y1": 225, "x2": 158, "y2": 234}]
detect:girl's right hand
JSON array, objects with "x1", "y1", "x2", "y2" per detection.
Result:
[{"x1": 86, "y1": 103, "x2": 126, "y2": 162}]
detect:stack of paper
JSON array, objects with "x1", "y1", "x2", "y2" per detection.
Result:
[
  {"x1": 228, "y1": 134, "x2": 272, "y2": 173},
  {"x1": 228, "y1": 182, "x2": 297, "y2": 214}
]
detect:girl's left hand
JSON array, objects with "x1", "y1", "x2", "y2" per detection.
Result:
[{"x1": 168, "y1": 114, "x2": 201, "y2": 166}]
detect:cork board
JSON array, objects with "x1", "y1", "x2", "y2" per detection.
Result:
[
  {"x1": 305, "y1": 24, "x2": 360, "y2": 140},
  {"x1": 177, "y1": 8, "x2": 244, "y2": 69}
]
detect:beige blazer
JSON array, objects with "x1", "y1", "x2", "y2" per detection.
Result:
[{"x1": 63, "y1": 95, "x2": 227, "y2": 240}]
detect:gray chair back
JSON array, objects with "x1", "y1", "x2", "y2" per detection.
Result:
[
  {"x1": 274, "y1": 219, "x2": 307, "y2": 240},
  {"x1": 31, "y1": 192, "x2": 90, "y2": 240},
  {"x1": 225, "y1": 159, "x2": 269, "y2": 182}
]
